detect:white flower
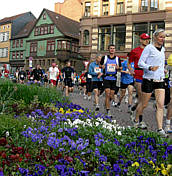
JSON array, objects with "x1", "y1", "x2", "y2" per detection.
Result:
[
  {"x1": 95, "y1": 122, "x2": 99, "y2": 126},
  {"x1": 23, "y1": 125, "x2": 26, "y2": 128},
  {"x1": 6, "y1": 131, "x2": 9, "y2": 137},
  {"x1": 117, "y1": 131, "x2": 122, "y2": 136},
  {"x1": 112, "y1": 120, "x2": 116, "y2": 124}
]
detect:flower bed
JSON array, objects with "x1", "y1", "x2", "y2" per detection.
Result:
[{"x1": 0, "y1": 103, "x2": 172, "y2": 176}]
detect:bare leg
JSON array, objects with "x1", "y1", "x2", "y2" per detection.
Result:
[
  {"x1": 135, "y1": 92, "x2": 152, "y2": 122},
  {"x1": 128, "y1": 85, "x2": 134, "y2": 106},
  {"x1": 105, "y1": 88, "x2": 111, "y2": 110},
  {"x1": 155, "y1": 89, "x2": 165, "y2": 130}
]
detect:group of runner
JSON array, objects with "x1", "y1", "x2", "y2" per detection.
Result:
[
  {"x1": 79, "y1": 28, "x2": 172, "y2": 137},
  {"x1": 1, "y1": 28, "x2": 172, "y2": 136}
]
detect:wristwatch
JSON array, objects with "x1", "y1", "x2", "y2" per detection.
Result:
[{"x1": 148, "y1": 66, "x2": 152, "y2": 71}]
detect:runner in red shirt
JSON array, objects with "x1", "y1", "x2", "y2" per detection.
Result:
[{"x1": 128, "y1": 33, "x2": 150, "y2": 128}]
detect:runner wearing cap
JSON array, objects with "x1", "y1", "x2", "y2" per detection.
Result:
[
  {"x1": 128, "y1": 33, "x2": 150, "y2": 128},
  {"x1": 136, "y1": 29, "x2": 167, "y2": 136}
]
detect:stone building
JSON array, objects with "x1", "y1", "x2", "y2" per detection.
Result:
[
  {"x1": 79, "y1": 0, "x2": 172, "y2": 60},
  {"x1": 55, "y1": 0, "x2": 82, "y2": 22}
]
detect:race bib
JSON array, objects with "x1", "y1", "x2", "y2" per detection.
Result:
[
  {"x1": 94, "y1": 67, "x2": 101, "y2": 73},
  {"x1": 107, "y1": 64, "x2": 116, "y2": 72},
  {"x1": 87, "y1": 74, "x2": 92, "y2": 78},
  {"x1": 21, "y1": 75, "x2": 24, "y2": 78}
]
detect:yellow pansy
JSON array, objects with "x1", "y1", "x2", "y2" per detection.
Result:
[
  {"x1": 161, "y1": 164, "x2": 165, "y2": 169},
  {"x1": 161, "y1": 169, "x2": 168, "y2": 176},
  {"x1": 167, "y1": 164, "x2": 172, "y2": 171},
  {"x1": 154, "y1": 167, "x2": 161, "y2": 174},
  {"x1": 132, "y1": 162, "x2": 139, "y2": 167},
  {"x1": 149, "y1": 160, "x2": 155, "y2": 168},
  {"x1": 59, "y1": 108, "x2": 64, "y2": 114}
]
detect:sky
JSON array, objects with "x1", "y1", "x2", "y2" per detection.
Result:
[{"x1": 0, "y1": 0, "x2": 64, "y2": 19}]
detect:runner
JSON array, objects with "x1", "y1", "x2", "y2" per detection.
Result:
[
  {"x1": 100, "y1": 44, "x2": 122, "y2": 117},
  {"x1": 61, "y1": 60, "x2": 75, "y2": 96},
  {"x1": 31, "y1": 65, "x2": 43, "y2": 84},
  {"x1": 89, "y1": 54, "x2": 103, "y2": 110},
  {"x1": 128, "y1": 33, "x2": 150, "y2": 128},
  {"x1": 18, "y1": 67, "x2": 26, "y2": 84},
  {"x1": 136, "y1": 29, "x2": 167, "y2": 136},
  {"x1": 118, "y1": 54, "x2": 135, "y2": 112},
  {"x1": 48, "y1": 63, "x2": 59, "y2": 87},
  {"x1": 79, "y1": 71, "x2": 87, "y2": 98}
]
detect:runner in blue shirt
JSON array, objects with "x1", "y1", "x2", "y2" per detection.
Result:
[
  {"x1": 118, "y1": 57, "x2": 134, "y2": 112},
  {"x1": 89, "y1": 54, "x2": 103, "y2": 111}
]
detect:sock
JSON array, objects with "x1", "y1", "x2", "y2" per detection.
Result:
[
  {"x1": 106, "y1": 109, "x2": 110, "y2": 113},
  {"x1": 139, "y1": 115, "x2": 143, "y2": 123},
  {"x1": 166, "y1": 120, "x2": 170, "y2": 125},
  {"x1": 131, "y1": 105, "x2": 136, "y2": 111},
  {"x1": 117, "y1": 102, "x2": 120, "y2": 106},
  {"x1": 157, "y1": 129, "x2": 163, "y2": 132}
]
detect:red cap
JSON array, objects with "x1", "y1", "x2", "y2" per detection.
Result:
[{"x1": 140, "y1": 33, "x2": 150, "y2": 40}]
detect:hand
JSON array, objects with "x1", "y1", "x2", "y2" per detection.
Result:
[
  {"x1": 151, "y1": 66, "x2": 159, "y2": 71},
  {"x1": 97, "y1": 73, "x2": 103, "y2": 79}
]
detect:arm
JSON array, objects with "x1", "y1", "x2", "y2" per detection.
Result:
[
  {"x1": 138, "y1": 46, "x2": 159, "y2": 71},
  {"x1": 88, "y1": 63, "x2": 98, "y2": 76}
]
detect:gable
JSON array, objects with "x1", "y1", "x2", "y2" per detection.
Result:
[{"x1": 28, "y1": 10, "x2": 63, "y2": 40}]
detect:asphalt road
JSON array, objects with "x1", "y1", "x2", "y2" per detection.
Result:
[{"x1": 68, "y1": 87, "x2": 172, "y2": 138}]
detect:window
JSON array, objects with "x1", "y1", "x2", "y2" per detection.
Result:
[
  {"x1": 30, "y1": 42, "x2": 37, "y2": 53},
  {"x1": 140, "y1": 0, "x2": 148, "y2": 12},
  {"x1": 98, "y1": 26, "x2": 111, "y2": 51},
  {"x1": 112, "y1": 25, "x2": 126, "y2": 51},
  {"x1": 47, "y1": 40, "x2": 55, "y2": 51},
  {"x1": 16, "y1": 51, "x2": 19, "y2": 59},
  {"x1": 150, "y1": 0, "x2": 158, "y2": 11},
  {"x1": 62, "y1": 41, "x2": 67, "y2": 50},
  {"x1": 43, "y1": 13, "x2": 46, "y2": 20},
  {"x1": 16, "y1": 40, "x2": 19, "y2": 48},
  {"x1": 83, "y1": 30, "x2": 89, "y2": 45},
  {"x1": 132, "y1": 22, "x2": 164, "y2": 48},
  {"x1": 140, "y1": 0, "x2": 158, "y2": 12},
  {"x1": 12, "y1": 52, "x2": 15, "y2": 59},
  {"x1": 132, "y1": 23, "x2": 148, "y2": 48},
  {"x1": 57, "y1": 41, "x2": 62, "y2": 50},
  {"x1": 12, "y1": 40, "x2": 15, "y2": 48},
  {"x1": 50, "y1": 25, "x2": 54, "y2": 34},
  {"x1": 20, "y1": 39, "x2": 23, "y2": 47},
  {"x1": 20, "y1": 51, "x2": 23, "y2": 59},
  {"x1": 0, "y1": 32, "x2": 9, "y2": 42},
  {"x1": 84, "y1": 2, "x2": 91, "y2": 17},
  {"x1": 40, "y1": 27, "x2": 44, "y2": 35},
  {"x1": 0, "y1": 48, "x2": 8, "y2": 57},
  {"x1": 116, "y1": 0, "x2": 124, "y2": 14},
  {"x1": 34, "y1": 28, "x2": 39, "y2": 36},
  {"x1": 44, "y1": 26, "x2": 48, "y2": 34},
  {"x1": 102, "y1": 0, "x2": 109, "y2": 16},
  {"x1": 66, "y1": 41, "x2": 71, "y2": 50}
]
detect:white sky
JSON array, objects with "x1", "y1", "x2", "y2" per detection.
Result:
[{"x1": 0, "y1": 0, "x2": 64, "y2": 19}]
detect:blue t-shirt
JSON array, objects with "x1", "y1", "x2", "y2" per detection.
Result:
[
  {"x1": 89, "y1": 61, "x2": 103, "y2": 82},
  {"x1": 121, "y1": 60, "x2": 134, "y2": 84}
]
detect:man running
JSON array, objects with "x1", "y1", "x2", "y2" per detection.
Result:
[
  {"x1": 128, "y1": 33, "x2": 150, "y2": 128},
  {"x1": 61, "y1": 60, "x2": 75, "y2": 96},
  {"x1": 100, "y1": 44, "x2": 122, "y2": 117},
  {"x1": 89, "y1": 54, "x2": 103, "y2": 111},
  {"x1": 31, "y1": 65, "x2": 43, "y2": 84},
  {"x1": 18, "y1": 67, "x2": 26, "y2": 84}
]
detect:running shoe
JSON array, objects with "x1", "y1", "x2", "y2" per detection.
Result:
[
  {"x1": 164, "y1": 125, "x2": 172, "y2": 133},
  {"x1": 87, "y1": 96, "x2": 91, "y2": 101},
  {"x1": 95, "y1": 104, "x2": 100, "y2": 111},
  {"x1": 157, "y1": 129, "x2": 168, "y2": 138},
  {"x1": 139, "y1": 121, "x2": 147, "y2": 129}
]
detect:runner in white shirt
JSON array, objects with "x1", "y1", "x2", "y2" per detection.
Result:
[{"x1": 48, "y1": 63, "x2": 59, "y2": 87}]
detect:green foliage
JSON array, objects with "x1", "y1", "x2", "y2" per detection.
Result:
[{"x1": 0, "y1": 79, "x2": 70, "y2": 114}]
